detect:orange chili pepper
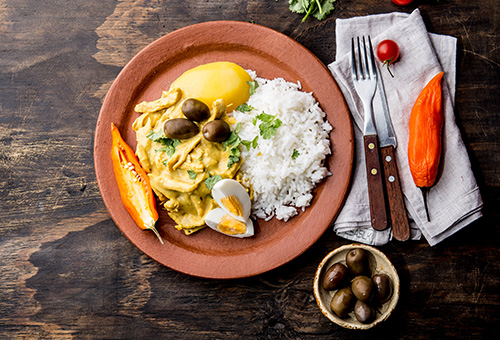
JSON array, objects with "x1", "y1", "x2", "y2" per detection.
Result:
[
  {"x1": 408, "y1": 71, "x2": 444, "y2": 221},
  {"x1": 110, "y1": 123, "x2": 163, "y2": 244}
]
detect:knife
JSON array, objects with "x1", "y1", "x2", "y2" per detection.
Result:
[{"x1": 373, "y1": 69, "x2": 410, "y2": 241}]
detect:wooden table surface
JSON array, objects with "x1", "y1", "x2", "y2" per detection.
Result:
[{"x1": 1, "y1": 0, "x2": 498, "y2": 339}]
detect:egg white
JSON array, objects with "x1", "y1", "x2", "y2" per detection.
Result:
[{"x1": 205, "y1": 208, "x2": 254, "y2": 238}]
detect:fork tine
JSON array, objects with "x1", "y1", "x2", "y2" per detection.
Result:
[
  {"x1": 357, "y1": 37, "x2": 365, "y2": 79},
  {"x1": 351, "y1": 38, "x2": 358, "y2": 80},
  {"x1": 362, "y1": 36, "x2": 369, "y2": 80},
  {"x1": 366, "y1": 36, "x2": 377, "y2": 79}
]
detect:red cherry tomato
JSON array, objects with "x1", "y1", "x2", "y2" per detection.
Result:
[
  {"x1": 392, "y1": 0, "x2": 414, "y2": 5},
  {"x1": 376, "y1": 40, "x2": 400, "y2": 77}
]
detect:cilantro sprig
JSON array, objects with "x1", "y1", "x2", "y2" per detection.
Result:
[
  {"x1": 289, "y1": 0, "x2": 336, "y2": 22},
  {"x1": 236, "y1": 103, "x2": 255, "y2": 112},
  {"x1": 247, "y1": 80, "x2": 259, "y2": 96},
  {"x1": 205, "y1": 174, "x2": 222, "y2": 190},
  {"x1": 147, "y1": 130, "x2": 181, "y2": 157},
  {"x1": 221, "y1": 123, "x2": 245, "y2": 168},
  {"x1": 253, "y1": 112, "x2": 282, "y2": 140},
  {"x1": 187, "y1": 170, "x2": 197, "y2": 180}
]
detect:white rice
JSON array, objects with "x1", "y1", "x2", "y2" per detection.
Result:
[{"x1": 232, "y1": 74, "x2": 332, "y2": 222}]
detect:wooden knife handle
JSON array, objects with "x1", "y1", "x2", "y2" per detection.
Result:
[
  {"x1": 363, "y1": 135, "x2": 388, "y2": 231},
  {"x1": 381, "y1": 145, "x2": 410, "y2": 241}
]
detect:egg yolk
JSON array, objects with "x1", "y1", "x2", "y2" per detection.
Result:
[
  {"x1": 170, "y1": 61, "x2": 252, "y2": 112},
  {"x1": 216, "y1": 214, "x2": 247, "y2": 235},
  {"x1": 220, "y1": 195, "x2": 244, "y2": 217}
]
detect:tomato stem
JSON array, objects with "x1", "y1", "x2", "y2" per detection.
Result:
[{"x1": 383, "y1": 60, "x2": 395, "y2": 78}]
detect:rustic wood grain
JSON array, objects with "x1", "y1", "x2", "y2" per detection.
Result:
[{"x1": 1, "y1": 0, "x2": 498, "y2": 339}]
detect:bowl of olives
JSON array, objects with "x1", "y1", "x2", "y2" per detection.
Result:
[{"x1": 313, "y1": 244, "x2": 400, "y2": 329}]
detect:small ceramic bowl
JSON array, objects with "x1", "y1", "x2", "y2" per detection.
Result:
[{"x1": 313, "y1": 244, "x2": 400, "y2": 330}]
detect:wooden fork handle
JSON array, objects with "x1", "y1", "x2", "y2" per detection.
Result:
[
  {"x1": 381, "y1": 145, "x2": 410, "y2": 241},
  {"x1": 363, "y1": 134, "x2": 388, "y2": 231}
]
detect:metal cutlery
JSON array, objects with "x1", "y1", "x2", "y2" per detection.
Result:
[
  {"x1": 351, "y1": 36, "x2": 388, "y2": 231},
  {"x1": 373, "y1": 70, "x2": 411, "y2": 241}
]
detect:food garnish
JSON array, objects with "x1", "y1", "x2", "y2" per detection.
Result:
[
  {"x1": 204, "y1": 179, "x2": 254, "y2": 238},
  {"x1": 254, "y1": 113, "x2": 283, "y2": 139},
  {"x1": 222, "y1": 127, "x2": 244, "y2": 168},
  {"x1": 147, "y1": 130, "x2": 180, "y2": 156},
  {"x1": 288, "y1": 0, "x2": 336, "y2": 22},
  {"x1": 376, "y1": 39, "x2": 400, "y2": 77},
  {"x1": 110, "y1": 123, "x2": 163, "y2": 244},
  {"x1": 204, "y1": 175, "x2": 222, "y2": 191},
  {"x1": 408, "y1": 72, "x2": 444, "y2": 221},
  {"x1": 247, "y1": 80, "x2": 259, "y2": 95}
]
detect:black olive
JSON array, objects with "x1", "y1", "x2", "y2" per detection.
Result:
[
  {"x1": 163, "y1": 118, "x2": 199, "y2": 139},
  {"x1": 322, "y1": 262, "x2": 349, "y2": 291},
  {"x1": 182, "y1": 98, "x2": 210, "y2": 122},
  {"x1": 372, "y1": 274, "x2": 392, "y2": 303},
  {"x1": 354, "y1": 300, "x2": 375, "y2": 324},
  {"x1": 202, "y1": 120, "x2": 231, "y2": 142},
  {"x1": 351, "y1": 275, "x2": 374, "y2": 302},
  {"x1": 330, "y1": 287, "x2": 354, "y2": 318},
  {"x1": 346, "y1": 248, "x2": 368, "y2": 276}
]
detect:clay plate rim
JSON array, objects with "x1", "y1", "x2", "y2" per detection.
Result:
[
  {"x1": 94, "y1": 21, "x2": 354, "y2": 279},
  {"x1": 313, "y1": 244, "x2": 400, "y2": 329}
]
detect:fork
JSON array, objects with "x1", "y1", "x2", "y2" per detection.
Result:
[{"x1": 351, "y1": 36, "x2": 388, "y2": 231}]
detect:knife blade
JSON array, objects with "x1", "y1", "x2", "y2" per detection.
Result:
[{"x1": 373, "y1": 69, "x2": 410, "y2": 241}]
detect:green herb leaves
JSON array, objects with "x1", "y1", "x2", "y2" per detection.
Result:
[
  {"x1": 147, "y1": 130, "x2": 181, "y2": 157},
  {"x1": 254, "y1": 113, "x2": 282, "y2": 140},
  {"x1": 241, "y1": 135, "x2": 259, "y2": 151},
  {"x1": 205, "y1": 175, "x2": 222, "y2": 190},
  {"x1": 236, "y1": 103, "x2": 254, "y2": 112},
  {"x1": 187, "y1": 170, "x2": 197, "y2": 180},
  {"x1": 247, "y1": 80, "x2": 259, "y2": 96},
  {"x1": 222, "y1": 130, "x2": 242, "y2": 168},
  {"x1": 292, "y1": 149, "x2": 300, "y2": 160},
  {"x1": 289, "y1": 0, "x2": 336, "y2": 22}
]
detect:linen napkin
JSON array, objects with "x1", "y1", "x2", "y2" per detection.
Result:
[{"x1": 328, "y1": 9, "x2": 483, "y2": 246}]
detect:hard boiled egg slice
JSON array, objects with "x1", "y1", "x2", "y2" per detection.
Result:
[
  {"x1": 205, "y1": 208, "x2": 254, "y2": 238},
  {"x1": 211, "y1": 179, "x2": 251, "y2": 222}
]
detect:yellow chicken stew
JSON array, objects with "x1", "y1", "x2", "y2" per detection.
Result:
[{"x1": 131, "y1": 62, "x2": 252, "y2": 235}]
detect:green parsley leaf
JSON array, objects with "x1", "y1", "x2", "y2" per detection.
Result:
[
  {"x1": 241, "y1": 140, "x2": 252, "y2": 151},
  {"x1": 222, "y1": 130, "x2": 243, "y2": 168},
  {"x1": 236, "y1": 103, "x2": 255, "y2": 112},
  {"x1": 251, "y1": 135, "x2": 259, "y2": 148},
  {"x1": 247, "y1": 80, "x2": 259, "y2": 96},
  {"x1": 205, "y1": 175, "x2": 222, "y2": 190},
  {"x1": 227, "y1": 155, "x2": 240, "y2": 168},
  {"x1": 147, "y1": 130, "x2": 181, "y2": 156},
  {"x1": 292, "y1": 149, "x2": 300, "y2": 160},
  {"x1": 187, "y1": 170, "x2": 197, "y2": 180},
  {"x1": 222, "y1": 131, "x2": 239, "y2": 151},
  {"x1": 255, "y1": 112, "x2": 275, "y2": 122},
  {"x1": 234, "y1": 122, "x2": 242, "y2": 134},
  {"x1": 288, "y1": 0, "x2": 336, "y2": 22},
  {"x1": 242, "y1": 135, "x2": 259, "y2": 151},
  {"x1": 146, "y1": 130, "x2": 164, "y2": 140},
  {"x1": 259, "y1": 117, "x2": 282, "y2": 140}
]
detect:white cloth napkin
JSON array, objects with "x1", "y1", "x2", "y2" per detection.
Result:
[{"x1": 328, "y1": 9, "x2": 483, "y2": 246}]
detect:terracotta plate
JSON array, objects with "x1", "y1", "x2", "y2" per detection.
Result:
[{"x1": 94, "y1": 21, "x2": 353, "y2": 279}]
